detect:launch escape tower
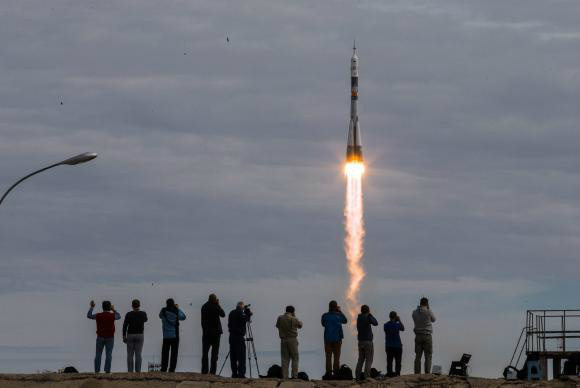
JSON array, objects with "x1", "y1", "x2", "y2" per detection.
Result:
[{"x1": 508, "y1": 309, "x2": 580, "y2": 379}]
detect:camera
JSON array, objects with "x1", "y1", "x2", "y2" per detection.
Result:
[{"x1": 244, "y1": 304, "x2": 253, "y2": 320}]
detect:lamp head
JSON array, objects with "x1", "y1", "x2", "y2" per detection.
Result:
[{"x1": 59, "y1": 152, "x2": 98, "y2": 166}]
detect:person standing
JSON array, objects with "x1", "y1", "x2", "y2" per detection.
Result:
[
  {"x1": 412, "y1": 297, "x2": 436, "y2": 374},
  {"x1": 321, "y1": 300, "x2": 347, "y2": 379},
  {"x1": 122, "y1": 299, "x2": 148, "y2": 372},
  {"x1": 384, "y1": 311, "x2": 405, "y2": 377},
  {"x1": 201, "y1": 293, "x2": 226, "y2": 374},
  {"x1": 276, "y1": 305, "x2": 303, "y2": 379},
  {"x1": 355, "y1": 305, "x2": 378, "y2": 380},
  {"x1": 159, "y1": 298, "x2": 186, "y2": 372},
  {"x1": 228, "y1": 301, "x2": 252, "y2": 378},
  {"x1": 87, "y1": 300, "x2": 121, "y2": 373}
]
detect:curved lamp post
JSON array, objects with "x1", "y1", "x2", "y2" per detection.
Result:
[{"x1": 0, "y1": 152, "x2": 98, "y2": 207}]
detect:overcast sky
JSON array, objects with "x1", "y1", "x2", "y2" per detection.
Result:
[{"x1": 0, "y1": 0, "x2": 578, "y2": 378}]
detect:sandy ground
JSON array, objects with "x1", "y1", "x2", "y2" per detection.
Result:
[{"x1": 0, "y1": 373, "x2": 578, "y2": 388}]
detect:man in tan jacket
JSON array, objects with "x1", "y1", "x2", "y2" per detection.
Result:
[{"x1": 276, "y1": 305, "x2": 303, "y2": 379}]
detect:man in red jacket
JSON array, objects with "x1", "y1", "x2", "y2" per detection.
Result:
[{"x1": 87, "y1": 300, "x2": 121, "y2": 373}]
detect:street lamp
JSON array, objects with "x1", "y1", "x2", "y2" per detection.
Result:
[{"x1": 0, "y1": 152, "x2": 98, "y2": 207}]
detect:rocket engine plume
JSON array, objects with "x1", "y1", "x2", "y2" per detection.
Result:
[{"x1": 344, "y1": 162, "x2": 365, "y2": 323}]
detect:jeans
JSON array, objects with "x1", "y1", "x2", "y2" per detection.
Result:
[
  {"x1": 202, "y1": 335, "x2": 221, "y2": 374},
  {"x1": 126, "y1": 334, "x2": 144, "y2": 372},
  {"x1": 324, "y1": 340, "x2": 342, "y2": 376},
  {"x1": 414, "y1": 333, "x2": 433, "y2": 374},
  {"x1": 386, "y1": 346, "x2": 402, "y2": 376},
  {"x1": 95, "y1": 336, "x2": 114, "y2": 373},
  {"x1": 280, "y1": 337, "x2": 299, "y2": 379},
  {"x1": 229, "y1": 335, "x2": 246, "y2": 377},
  {"x1": 161, "y1": 337, "x2": 179, "y2": 372},
  {"x1": 355, "y1": 340, "x2": 374, "y2": 379}
]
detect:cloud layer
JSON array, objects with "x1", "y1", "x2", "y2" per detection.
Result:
[{"x1": 0, "y1": 0, "x2": 578, "y2": 376}]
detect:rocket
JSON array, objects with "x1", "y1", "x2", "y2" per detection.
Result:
[{"x1": 346, "y1": 43, "x2": 363, "y2": 163}]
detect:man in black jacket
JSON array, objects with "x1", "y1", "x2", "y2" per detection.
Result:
[
  {"x1": 201, "y1": 294, "x2": 226, "y2": 374},
  {"x1": 228, "y1": 301, "x2": 252, "y2": 378},
  {"x1": 355, "y1": 304, "x2": 378, "y2": 380},
  {"x1": 122, "y1": 299, "x2": 148, "y2": 372}
]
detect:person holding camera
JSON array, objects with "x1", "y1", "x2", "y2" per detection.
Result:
[
  {"x1": 384, "y1": 311, "x2": 405, "y2": 376},
  {"x1": 321, "y1": 300, "x2": 347, "y2": 379},
  {"x1": 412, "y1": 297, "x2": 436, "y2": 374},
  {"x1": 122, "y1": 299, "x2": 148, "y2": 372},
  {"x1": 159, "y1": 298, "x2": 186, "y2": 372},
  {"x1": 228, "y1": 301, "x2": 252, "y2": 378},
  {"x1": 201, "y1": 294, "x2": 226, "y2": 374},
  {"x1": 87, "y1": 300, "x2": 121, "y2": 373},
  {"x1": 355, "y1": 304, "x2": 378, "y2": 380},
  {"x1": 276, "y1": 305, "x2": 303, "y2": 379}
]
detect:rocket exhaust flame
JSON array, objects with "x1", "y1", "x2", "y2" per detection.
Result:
[{"x1": 344, "y1": 162, "x2": 365, "y2": 323}]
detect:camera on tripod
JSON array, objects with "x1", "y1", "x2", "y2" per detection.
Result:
[{"x1": 219, "y1": 303, "x2": 260, "y2": 378}]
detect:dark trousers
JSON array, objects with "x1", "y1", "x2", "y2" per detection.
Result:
[
  {"x1": 161, "y1": 338, "x2": 179, "y2": 372},
  {"x1": 386, "y1": 346, "x2": 403, "y2": 376},
  {"x1": 202, "y1": 335, "x2": 221, "y2": 374},
  {"x1": 324, "y1": 340, "x2": 342, "y2": 375},
  {"x1": 229, "y1": 335, "x2": 246, "y2": 377}
]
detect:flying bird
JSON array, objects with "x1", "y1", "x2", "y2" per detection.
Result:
[{"x1": 226, "y1": 36, "x2": 230, "y2": 43}]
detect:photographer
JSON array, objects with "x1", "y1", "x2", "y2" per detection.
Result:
[
  {"x1": 201, "y1": 294, "x2": 226, "y2": 374},
  {"x1": 228, "y1": 301, "x2": 252, "y2": 378},
  {"x1": 384, "y1": 311, "x2": 405, "y2": 376},
  {"x1": 159, "y1": 298, "x2": 186, "y2": 372},
  {"x1": 86, "y1": 300, "x2": 121, "y2": 373},
  {"x1": 276, "y1": 305, "x2": 303, "y2": 379},
  {"x1": 321, "y1": 300, "x2": 347, "y2": 379},
  {"x1": 412, "y1": 297, "x2": 436, "y2": 374},
  {"x1": 355, "y1": 304, "x2": 378, "y2": 380}
]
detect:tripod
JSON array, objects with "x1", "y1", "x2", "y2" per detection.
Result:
[{"x1": 219, "y1": 320, "x2": 261, "y2": 377}]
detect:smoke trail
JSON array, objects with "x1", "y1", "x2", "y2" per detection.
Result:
[{"x1": 344, "y1": 162, "x2": 365, "y2": 323}]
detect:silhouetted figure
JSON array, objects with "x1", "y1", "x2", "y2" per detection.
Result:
[
  {"x1": 122, "y1": 299, "x2": 148, "y2": 372},
  {"x1": 412, "y1": 297, "x2": 436, "y2": 374},
  {"x1": 321, "y1": 300, "x2": 347, "y2": 379},
  {"x1": 228, "y1": 301, "x2": 251, "y2": 378},
  {"x1": 87, "y1": 300, "x2": 121, "y2": 373},
  {"x1": 201, "y1": 294, "x2": 226, "y2": 374},
  {"x1": 276, "y1": 305, "x2": 303, "y2": 379},
  {"x1": 355, "y1": 304, "x2": 378, "y2": 380},
  {"x1": 384, "y1": 311, "x2": 405, "y2": 376},
  {"x1": 159, "y1": 298, "x2": 186, "y2": 372}
]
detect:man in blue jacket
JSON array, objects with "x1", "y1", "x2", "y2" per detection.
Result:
[
  {"x1": 159, "y1": 298, "x2": 187, "y2": 372},
  {"x1": 321, "y1": 300, "x2": 347, "y2": 379}
]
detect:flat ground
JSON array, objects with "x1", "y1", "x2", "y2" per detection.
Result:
[{"x1": 0, "y1": 373, "x2": 578, "y2": 388}]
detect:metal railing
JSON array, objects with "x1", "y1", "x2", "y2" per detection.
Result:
[{"x1": 525, "y1": 310, "x2": 580, "y2": 354}]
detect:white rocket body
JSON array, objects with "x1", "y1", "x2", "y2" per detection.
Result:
[{"x1": 346, "y1": 46, "x2": 363, "y2": 163}]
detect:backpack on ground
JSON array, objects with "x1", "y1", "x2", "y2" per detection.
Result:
[
  {"x1": 297, "y1": 371, "x2": 309, "y2": 381},
  {"x1": 62, "y1": 366, "x2": 78, "y2": 373},
  {"x1": 266, "y1": 364, "x2": 282, "y2": 379},
  {"x1": 338, "y1": 364, "x2": 353, "y2": 380}
]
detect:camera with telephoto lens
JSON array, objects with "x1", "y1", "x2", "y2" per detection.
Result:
[{"x1": 244, "y1": 304, "x2": 253, "y2": 321}]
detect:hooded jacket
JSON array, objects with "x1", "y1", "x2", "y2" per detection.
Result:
[
  {"x1": 412, "y1": 306, "x2": 436, "y2": 335},
  {"x1": 159, "y1": 308, "x2": 186, "y2": 339}
]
